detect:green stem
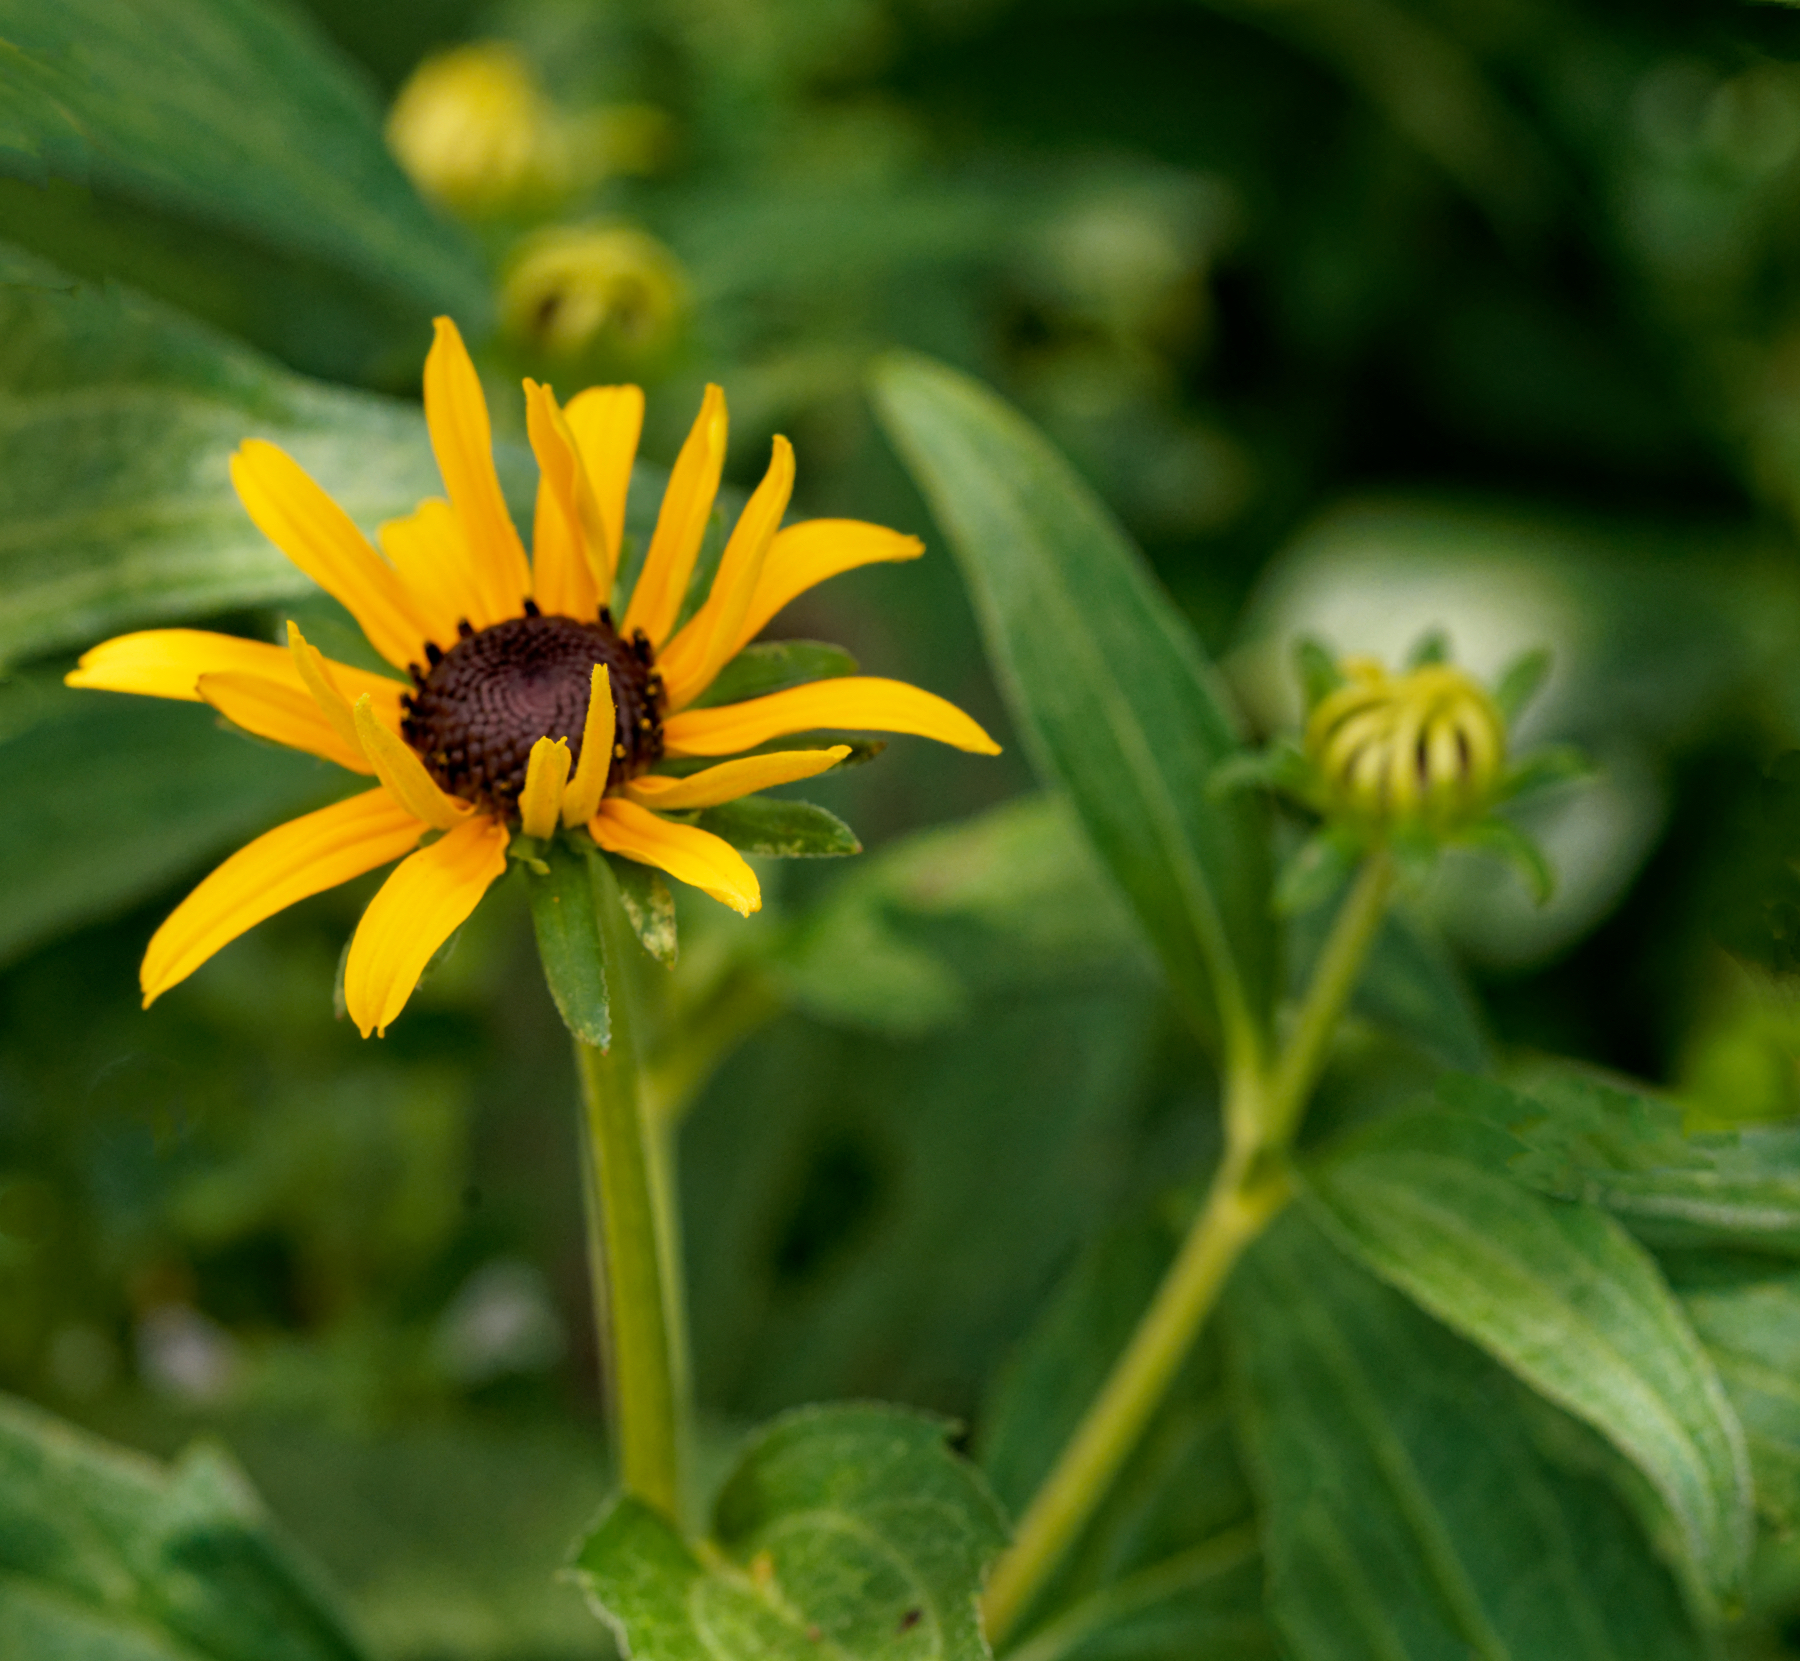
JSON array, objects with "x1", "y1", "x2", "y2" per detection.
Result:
[
  {"x1": 574, "y1": 862, "x2": 685, "y2": 1527},
  {"x1": 982, "y1": 846, "x2": 1395, "y2": 1648}
]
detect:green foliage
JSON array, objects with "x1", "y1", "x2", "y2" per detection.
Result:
[
  {"x1": 612, "y1": 855, "x2": 679, "y2": 968},
  {"x1": 689, "y1": 642, "x2": 859, "y2": 710},
  {"x1": 1228, "y1": 1211, "x2": 1701, "y2": 1661},
  {"x1": 523, "y1": 840, "x2": 611, "y2": 1048},
  {"x1": 0, "y1": 1389, "x2": 369, "y2": 1659},
  {"x1": 571, "y1": 1405, "x2": 1006, "y2": 1661},
  {"x1": 0, "y1": 0, "x2": 485, "y2": 322},
  {"x1": 871, "y1": 352, "x2": 1272, "y2": 1051},
  {"x1": 694, "y1": 796, "x2": 860, "y2": 859}
]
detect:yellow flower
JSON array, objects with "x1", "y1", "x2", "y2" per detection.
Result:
[
  {"x1": 1304, "y1": 656, "x2": 1504, "y2": 828},
  {"x1": 386, "y1": 43, "x2": 566, "y2": 214},
  {"x1": 68, "y1": 319, "x2": 998, "y2": 1037},
  {"x1": 500, "y1": 225, "x2": 688, "y2": 363}
]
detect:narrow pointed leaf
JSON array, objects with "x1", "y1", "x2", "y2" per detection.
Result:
[
  {"x1": 695, "y1": 796, "x2": 860, "y2": 858},
  {"x1": 690, "y1": 640, "x2": 860, "y2": 708},
  {"x1": 871, "y1": 352, "x2": 1271, "y2": 1049},
  {"x1": 525, "y1": 841, "x2": 611, "y2": 1047},
  {"x1": 608, "y1": 854, "x2": 679, "y2": 968}
]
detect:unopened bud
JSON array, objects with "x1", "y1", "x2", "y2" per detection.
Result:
[{"x1": 500, "y1": 225, "x2": 688, "y2": 363}]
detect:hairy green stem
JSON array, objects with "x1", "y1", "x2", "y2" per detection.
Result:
[
  {"x1": 574, "y1": 863, "x2": 686, "y2": 1526},
  {"x1": 982, "y1": 846, "x2": 1395, "y2": 1647}
]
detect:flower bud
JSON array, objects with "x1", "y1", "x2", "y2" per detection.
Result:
[
  {"x1": 500, "y1": 225, "x2": 688, "y2": 363},
  {"x1": 387, "y1": 43, "x2": 566, "y2": 215},
  {"x1": 1304, "y1": 656, "x2": 1505, "y2": 828}
]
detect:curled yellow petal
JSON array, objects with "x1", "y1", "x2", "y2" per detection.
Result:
[
  {"x1": 565, "y1": 384, "x2": 644, "y2": 591},
  {"x1": 521, "y1": 736, "x2": 572, "y2": 837},
  {"x1": 661, "y1": 677, "x2": 1000, "y2": 758},
  {"x1": 591, "y1": 797, "x2": 760, "y2": 916},
  {"x1": 621, "y1": 383, "x2": 726, "y2": 647},
  {"x1": 380, "y1": 497, "x2": 494, "y2": 637},
  {"x1": 626, "y1": 746, "x2": 850, "y2": 810},
  {"x1": 658, "y1": 435, "x2": 795, "y2": 712},
  {"x1": 198, "y1": 672, "x2": 372, "y2": 773},
  {"x1": 287, "y1": 621, "x2": 365, "y2": 756},
  {"x1": 738, "y1": 519, "x2": 924, "y2": 651},
  {"x1": 526, "y1": 378, "x2": 605, "y2": 621},
  {"x1": 67, "y1": 629, "x2": 302, "y2": 701},
  {"x1": 343, "y1": 815, "x2": 511, "y2": 1037},
  {"x1": 561, "y1": 663, "x2": 616, "y2": 827},
  {"x1": 231, "y1": 440, "x2": 432, "y2": 670},
  {"x1": 424, "y1": 316, "x2": 532, "y2": 619},
  {"x1": 353, "y1": 695, "x2": 469, "y2": 831},
  {"x1": 142, "y1": 790, "x2": 426, "y2": 1005}
]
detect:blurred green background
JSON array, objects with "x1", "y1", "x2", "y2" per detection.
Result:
[{"x1": 12, "y1": 0, "x2": 1800, "y2": 1654}]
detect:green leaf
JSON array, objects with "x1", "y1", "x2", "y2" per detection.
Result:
[
  {"x1": 695, "y1": 796, "x2": 861, "y2": 859},
  {"x1": 1491, "y1": 647, "x2": 1552, "y2": 722},
  {"x1": 1226, "y1": 1210, "x2": 1702, "y2": 1661},
  {"x1": 0, "y1": 0, "x2": 486, "y2": 320},
  {"x1": 524, "y1": 840, "x2": 611, "y2": 1048},
  {"x1": 0, "y1": 243, "x2": 444, "y2": 667},
  {"x1": 1272, "y1": 827, "x2": 1359, "y2": 916},
  {"x1": 1305, "y1": 1131, "x2": 1754, "y2": 1605},
  {"x1": 690, "y1": 640, "x2": 860, "y2": 709},
  {"x1": 871, "y1": 352, "x2": 1272, "y2": 1050},
  {"x1": 610, "y1": 854, "x2": 679, "y2": 968},
  {"x1": 0, "y1": 675, "x2": 339, "y2": 967},
  {"x1": 1403, "y1": 627, "x2": 1449, "y2": 668},
  {"x1": 1676, "y1": 1261, "x2": 1800, "y2": 1532},
  {"x1": 571, "y1": 1404, "x2": 1008, "y2": 1661},
  {"x1": 1454, "y1": 815, "x2": 1555, "y2": 904},
  {"x1": 0, "y1": 1389, "x2": 370, "y2": 1659},
  {"x1": 1292, "y1": 636, "x2": 1343, "y2": 711},
  {"x1": 1497, "y1": 745, "x2": 1589, "y2": 804}
]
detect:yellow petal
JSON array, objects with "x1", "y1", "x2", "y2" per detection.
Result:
[
  {"x1": 353, "y1": 694, "x2": 469, "y2": 830},
  {"x1": 287, "y1": 621, "x2": 367, "y2": 757},
  {"x1": 198, "y1": 672, "x2": 371, "y2": 773},
  {"x1": 561, "y1": 664, "x2": 616, "y2": 827},
  {"x1": 380, "y1": 497, "x2": 495, "y2": 636},
  {"x1": 591, "y1": 797, "x2": 760, "y2": 916},
  {"x1": 661, "y1": 677, "x2": 1000, "y2": 758},
  {"x1": 626, "y1": 746, "x2": 850, "y2": 810},
  {"x1": 68, "y1": 629, "x2": 307, "y2": 701},
  {"x1": 142, "y1": 789, "x2": 426, "y2": 1004},
  {"x1": 737, "y1": 519, "x2": 924, "y2": 651},
  {"x1": 621, "y1": 383, "x2": 726, "y2": 647},
  {"x1": 231, "y1": 440, "x2": 432, "y2": 670},
  {"x1": 424, "y1": 316, "x2": 532, "y2": 619},
  {"x1": 343, "y1": 814, "x2": 511, "y2": 1037},
  {"x1": 565, "y1": 384, "x2": 644, "y2": 592},
  {"x1": 657, "y1": 435, "x2": 795, "y2": 712},
  {"x1": 526, "y1": 379, "x2": 605, "y2": 621},
  {"x1": 521, "y1": 735, "x2": 572, "y2": 837}
]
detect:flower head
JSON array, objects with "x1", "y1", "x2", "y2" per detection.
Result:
[
  {"x1": 500, "y1": 225, "x2": 688, "y2": 364},
  {"x1": 69, "y1": 320, "x2": 998, "y2": 1036}
]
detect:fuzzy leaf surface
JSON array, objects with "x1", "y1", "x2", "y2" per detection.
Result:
[
  {"x1": 871, "y1": 352, "x2": 1271, "y2": 1047},
  {"x1": 572, "y1": 1404, "x2": 1007, "y2": 1661},
  {"x1": 695, "y1": 797, "x2": 861, "y2": 859}
]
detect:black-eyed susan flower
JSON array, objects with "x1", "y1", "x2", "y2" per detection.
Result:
[{"x1": 68, "y1": 319, "x2": 998, "y2": 1036}]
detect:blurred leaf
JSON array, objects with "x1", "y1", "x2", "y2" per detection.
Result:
[
  {"x1": 1305, "y1": 1127, "x2": 1754, "y2": 1605},
  {"x1": 1226, "y1": 1210, "x2": 1702, "y2": 1661},
  {"x1": 0, "y1": 0, "x2": 486, "y2": 321},
  {"x1": 572, "y1": 1404, "x2": 1007, "y2": 1661},
  {"x1": 1293, "y1": 637, "x2": 1344, "y2": 711},
  {"x1": 690, "y1": 640, "x2": 859, "y2": 710},
  {"x1": 610, "y1": 854, "x2": 678, "y2": 969},
  {"x1": 1454, "y1": 815, "x2": 1556, "y2": 905},
  {"x1": 1492, "y1": 647, "x2": 1552, "y2": 722},
  {"x1": 0, "y1": 243, "x2": 443, "y2": 666},
  {"x1": 872, "y1": 352, "x2": 1271, "y2": 1050},
  {"x1": 524, "y1": 840, "x2": 610, "y2": 1048},
  {"x1": 695, "y1": 796, "x2": 860, "y2": 859},
  {"x1": 0, "y1": 1390, "x2": 369, "y2": 1659},
  {"x1": 0, "y1": 675, "x2": 338, "y2": 966}
]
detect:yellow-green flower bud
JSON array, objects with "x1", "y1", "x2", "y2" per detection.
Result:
[
  {"x1": 500, "y1": 225, "x2": 688, "y2": 363},
  {"x1": 1304, "y1": 657, "x2": 1505, "y2": 829},
  {"x1": 386, "y1": 43, "x2": 566, "y2": 215}
]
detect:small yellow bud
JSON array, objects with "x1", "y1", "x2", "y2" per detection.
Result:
[
  {"x1": 1305, "y1": 657, "x2": 1505, "y2": 828},
  {"x1": 499, "y1": 225, "x2": 688, "y2": 364},
  {"x1": 387, "y1": 43, "x2": 566, "y2": 215}
]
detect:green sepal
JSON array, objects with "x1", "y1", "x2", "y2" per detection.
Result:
[
  {"x1": 1210, "y1": 739, "x2": 1317, "y2": 805},
  {"x1": 1457, "y1": 815, "x2": 1555, "y2": 905},
  {"x1": 1405, "y1": 627, "x2": 1451, "y2": 668},
  {"x1": 1294, "y1": 635, "x2": 1345, "y2": 711},
  {"x1": 1274, "y1": 825, "x2": 1363, "y2": 915},
  {"x1": 1498, "y1": 744, "x2": 1590, "y2": 805},
  {"x1": 609, "y1": 854, "x2": 679, "y2": 968},
  {"x1": 695, "y1": 796, "x2": 861, "y2": 858},
  {"x1": 651, "y1": 737, "x2": 886, "y2": 779},
  {"x1": 689, "y1": 640, "x2": 860, "y2": 709},
  {"x1": 1492, "y1": 647, "x2": 1553, "y2": 722},
  {"x1": 524, "y1": 839, "x2": 611, "y2": 1047}
]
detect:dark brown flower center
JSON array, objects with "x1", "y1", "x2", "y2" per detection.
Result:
[{"x1": 399, "y1": 607, "x2": 663, "y2": 814}]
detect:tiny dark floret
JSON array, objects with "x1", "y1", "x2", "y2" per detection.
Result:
[{"x1": 401, "y1": 612, "x2": 662, "y2": 812}]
